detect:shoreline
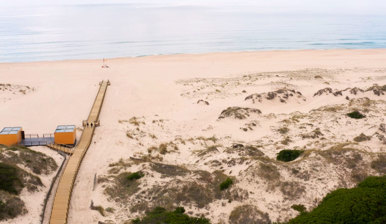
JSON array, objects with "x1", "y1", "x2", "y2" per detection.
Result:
[{"x1": 1, "y1": 48, "x2": 386, "y2": 65}]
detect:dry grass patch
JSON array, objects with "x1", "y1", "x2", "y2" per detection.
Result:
[
  {"x1": 104, "y1": 172, "x2": 142, "y2": 203},
  {"x1": 281, "y1": 136, "x2": 292, "y2": 145},
  {"x1": 301, "y1": 128, "x2": 323, "y2": 139},
  {"x1": 0, "y1": 194, "x2": 27, "y2": 221},
  {"x1": 280, "y1": 181, "x2": 306, "y2": 199},
  {"x1": 278, "y1": 126, "x2": 289, "y2": 134},
  {"x1": 0, "y1": 146, "x2": 56, "y2": 221},
  {"x1": 218, "y1": 107, "x2": 261, "y2": 120},
  {"x1": 371, "y1": 155, "x2": 386, "y2": 174},
  {"x1": 196, "y1": 145, "x2": 220, "y2": 157},
  {"x1": 256, "y1": 162, "x2": 281, "y2": 183},
  {"x1": 148, "y1": 142, "x2": 179, "y2": 155},
  {"x1": 130, "y1": 169, "x2": 248, "y2": 213},
  {"x1": 229, "y1": 205, "x2": 271, "y2": 224},
  {"x1": 0, "y1": 146, "x2": 57, "y2": 175},
  {"x1": 353, "y1": 133, "x2": 372, "y2": 142},
  {"x1": 151, "y1": 163, "x2": 190, "y2": 177},
  {"x1": 225, "y1": 144, "x2": 264, "y2": 157}
]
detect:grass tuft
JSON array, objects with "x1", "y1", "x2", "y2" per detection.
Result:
[
  {"x1": 220, "y1": 177, "x2": 233, "y2": 191},
  {"x1": 132, "y1": 207, "x2": 210, "y2": 224},
  {"x1": 127, "y1": 171, "x2": 144, "y2": 181}
]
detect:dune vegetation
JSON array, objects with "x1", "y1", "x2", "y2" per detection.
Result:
[{"x1": 287, "y1": 175, "x2": 386, "y2": 224}]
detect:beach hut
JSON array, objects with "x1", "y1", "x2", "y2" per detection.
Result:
[
  {"x1": 54, "y1": 125, "x2": 76, "y2": 145},
  {"x1": 0, "y1": 127, "x2": 23, "y2": 146}
]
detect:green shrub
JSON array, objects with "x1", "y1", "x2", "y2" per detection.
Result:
[
  {"x1": 291, "y1": 204, "x2": 306, "y2": 213},
  {"x1": 288, "y1": 175, "x2": 386, "y2": 224},
  {"x1": 174, "y1": 207, "x2": 185, "y2": 214},
  {"x1": 276, "y1": 150, "x2": 304, "y2": 162},
  {"x1": 358, "y1": 175, "x2": 386, "y2": 189},
  {"x1": 0, "y1": 163, "x2": 24, "y2": 195},
  {"x1": 132, "y1": 207, "x2": 210, "y2": 224},
  {"x1": 220, "y1": 178, "x2": 233, "y2": 191},
  {"x1": 347, "y1": 111, "x2": 366, "y2": 119},
  {"x1": 127, "y1": 172, "x2": 144, "y2": 181}
]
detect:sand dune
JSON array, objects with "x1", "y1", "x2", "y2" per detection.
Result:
[{"x1": 0, "y1": 49, "x2": 385, "y2": 223}]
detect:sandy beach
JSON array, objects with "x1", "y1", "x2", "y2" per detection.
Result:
[{"x1": 0, "y1": 49, "x2": 385, "y2": 223}]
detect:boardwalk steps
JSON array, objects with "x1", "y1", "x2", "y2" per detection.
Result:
[
  {"x1": 49, "y1": 80, "x2": 110, "y2": 224},
  {"x1": 46, "y1": 144, "x2": 74, "y2": 155}
]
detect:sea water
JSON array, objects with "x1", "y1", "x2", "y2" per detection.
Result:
[{"x1": 1, "y1": 4, "x2": 386, "y2": 62}]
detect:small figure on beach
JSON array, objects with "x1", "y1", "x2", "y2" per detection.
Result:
[{"x1": 101, "y1": 58, "x2": 110, "y2": 68}]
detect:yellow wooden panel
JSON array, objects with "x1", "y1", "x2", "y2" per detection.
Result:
[
  {"x1": 54, "y1": 131, "x2": 76, "y2": 145},
  {"x1": 0, "y1": 130, "x2": 22, "y2": 146}
]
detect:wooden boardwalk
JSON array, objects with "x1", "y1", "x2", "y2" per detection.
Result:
[
  {"x1": 49, "y1": 80, "x2": 110, "y2": 224},
  {"x1": 47, "y1": 144, "x2": 74, "y2": 155}
]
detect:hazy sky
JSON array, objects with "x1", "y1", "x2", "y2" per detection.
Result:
[{"x1": 1, "y1": 0, "x2": 386, "y2": 15}]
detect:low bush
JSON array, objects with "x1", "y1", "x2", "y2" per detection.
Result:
[
  {"x1": 0, "y1": 163, "x2": 24, "y2": 195},
  {"x1": 358, "y1": 175, "x2": 386, "y2": 188},
  {"x1": 347, "y1": 111, "x2": 365, "y2": 119},
  {"x1": 132, "y1": 207, "x2": 210, "y2": 224},
  {"x1": 127, "y1": 172, "x2": 144, "y2": 181},
  {"x1": 288, "y1": 175, "x2": 386, "y2": 224},
  {"x1": 220, "y1": 178, "x2": 233, "y2": 191},
  {"x1": 174, "y1": 207, "x2": 185, "y2": 214},
  {"x1": 276, "y1": 150, "x2": 304, "y2": 162},
  {"x1": 291, "y1": 204, "x2": 306, "y2": 213}
]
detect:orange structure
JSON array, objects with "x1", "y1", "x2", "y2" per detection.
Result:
[
  {"x1": 54, "y1": 125, "x2": 76, "y2": 145},
  {"x1": 0, "y1": 127, "x2": 23, "y2": 146}
]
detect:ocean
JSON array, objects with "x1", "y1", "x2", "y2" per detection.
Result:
[{"x1": 1, "y1": 4, "x2": 386, "y2": 62}]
